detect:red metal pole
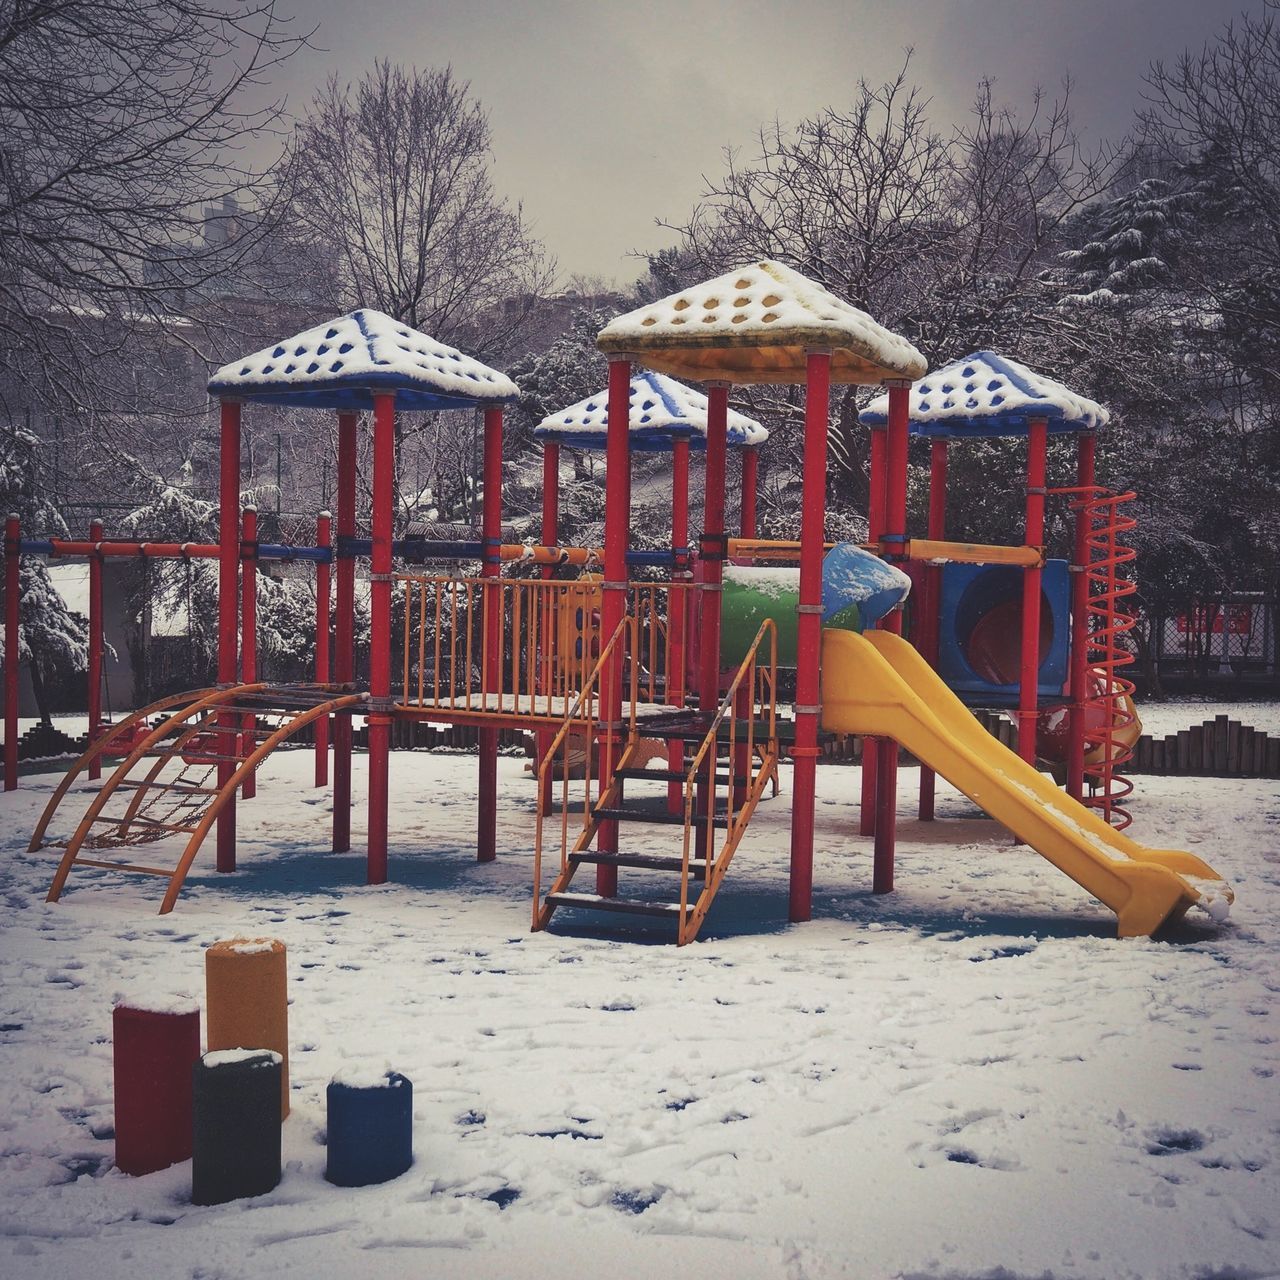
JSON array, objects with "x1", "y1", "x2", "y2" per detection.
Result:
[
  {"x1": 860, "y1": 425, "x2": 889, "y2": 835},
  {"x1": 87, "y1": 518, "x2": 104, "y2": 782},
  {"x1": 478, "y1": 405, "x2": 504, "y2": 864},
  {"x1": 668, "y1": 435, "x2": 690, "y2": 812},
  {"x1": 314, "y1": 510, "x2": 331, "y2": 788},
  {"x1": 597, "y1": 356, "x2": 633, "y2": 889},
  {"x1": 333, "y1": 412, "x2": 357, "y2": 853},
  {"x1": 366, "y1": 393, "x2": 396, "y2": 885},
  {"x1": 698, "y1": 384, "x2": 732, "y2": 869},
  {"x1": 4, "y1": 513, "x2": 19, "y2": 791},
  {"x1": 1067, "y1": 432, "x2": 1096, "y2": 800},
  {"x1": 536, "y1": 442, "x2": 559, "y2": 817},
  {"x1": 541, "y1": 440, "x2": 560, "y2": 549},
  {"x1": 699, "y1": 384, "x2": 730, "y2": 715},
  {"x1": 788, "y1": 351, "x2": 831, "y2": 924},
  {"x1": 1018, "y1": 418, "x2": 1049, "y2": 763},
  {"x1": 216, "y1": 401, "x2": 240, "y2": 871},
  {"x1": 874, "y1": 382, "x2": 911, "y2": 894},
  {"x1": 240, "y1": 506, "x2": 258, "y2": 800},
  {"x1": 918, "y1": 439, "x2": 948, "y2": 820},
  {"x1": 740, "y1": 445, "x2": 759, "y2": 540},
  {"x1": 732, "y1": 444, "x2": 759, "y2": 804}
]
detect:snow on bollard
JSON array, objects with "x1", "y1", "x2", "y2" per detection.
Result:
[
  {"x1": 111, "y1": 995, "x2": 201, "y2": 1176},
  {"x1": 325, "y1": 1067, "x2": 414, "y2": 1187},
  {"x1": 191, "y1": 1049, "x2": 282, "y2": 1205},
  {"x1": 205, "y1": 937, "x2": 289, "y2": 1117}
]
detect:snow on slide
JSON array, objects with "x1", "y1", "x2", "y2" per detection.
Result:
[{"x1": 819, "y1": 629, "x2": 1233, "y2": 936}]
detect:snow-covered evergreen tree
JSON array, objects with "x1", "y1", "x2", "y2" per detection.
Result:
[{"x1": 0, "y1": 427, "x2": 87, "y2": 723}]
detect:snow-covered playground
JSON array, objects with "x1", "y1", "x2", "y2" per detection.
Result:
[{"x1": 0, "y1": 748, "x2": 1275, "y2": 1280}]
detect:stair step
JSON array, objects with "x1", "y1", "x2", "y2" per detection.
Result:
[
  {"x1": 595, "y1": 806, "x2": 729, "y2": 828},
  {"x1": 614, "y1": 768, "x2": 748, "y2": 785},
  {"x1": 570, "y1": 851, "x2": 712, "y2": 873},
  {"x1": 545, "y1": 892, "x2": 681, "y2": 918}
]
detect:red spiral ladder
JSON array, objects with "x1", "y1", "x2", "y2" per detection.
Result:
[{"x1": 1080, "y1": 488, "x2": 1139, "y2": 829}]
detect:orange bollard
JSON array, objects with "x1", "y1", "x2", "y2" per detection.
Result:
[{"x1": 204, "y1": 938, "x2": 290, "y2": 1118}]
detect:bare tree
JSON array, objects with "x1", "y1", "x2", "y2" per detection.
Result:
[
  {"x1": 0, "y1": 0, "x2": 309, "y2": 423},
  {"x1": 661, "y1": 62, "x2": 953, "y2": 320},
  {"x1": 1141, "y1": 1, "x2": 1280, "y2": 272},
  {"x1": 658, "y1": 61, "x2": 1121, "y2": 511},
  {"x1": 287, "y1": 61, "x2": 555, "y2": 361}
]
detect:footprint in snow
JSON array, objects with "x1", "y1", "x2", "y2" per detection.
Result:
[
  {"x1": 611, "y1": 1187, "x2": 663, "y2": 1214},
  {"x1": 52, "y1": 1154, "x2": 111, "y2": 1183},
  {"x1": 941, "y1": 1145, "x2": 1022, "y2": 1171},
  {"x1": 1146, "y1": 1127, "x2": 1206, "y2": 1156}
]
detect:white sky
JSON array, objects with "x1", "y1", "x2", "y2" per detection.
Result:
[{"x1": 274, "y1": 0, "x2": 1245, "y2": 287}]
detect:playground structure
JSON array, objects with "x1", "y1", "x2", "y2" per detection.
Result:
[
  {"x1": 9, "y1": 264, "x2": 1232, "y2": 938},
  {"x1": 3, "y1": 511, "x2": 336, "y2": 791},
  {"x1": 856, "y1": 348, "x2": 1145, "y2": 879}
]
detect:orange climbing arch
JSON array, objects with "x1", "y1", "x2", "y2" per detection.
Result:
[{"x1": 35, "y1": 684, "x2": 364, "y2": 913}]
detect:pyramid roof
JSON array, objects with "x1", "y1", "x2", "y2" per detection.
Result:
[
  {"x1": 208, "y1": 309, "x2": 518, "y2": 411},
  {"x1": 859, "y1": 351, "x2": 1109, "y2": 438},
  {"x1": 597, "y1": 261, "x2": 926, "y2": 386},
  {"x1": 533, "y1": 371, "x2": 767, "y2": 452}
]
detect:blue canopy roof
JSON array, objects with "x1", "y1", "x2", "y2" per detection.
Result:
[
  {"x1": 859, "y1": 351, "x2": 1109, "y2": 438},
  {"x1": 533, "y1": 370, "x2": 768, "y2": 452},
  {"x1": 208, "y1": 309, "x2": 519, "y2": 412}
]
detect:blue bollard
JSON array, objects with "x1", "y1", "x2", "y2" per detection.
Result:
[{"x1": 325, "y1": 1070, "x2": 413, "y2": 1187}]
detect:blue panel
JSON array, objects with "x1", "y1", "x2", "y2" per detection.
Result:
[
  {"x1": 906, "y1": 416, "x2": 1089, "y2": 440},
  {"x1": 935, "y1": 560, "x2": 1071, "y2": 706},
  {"x1": 625, "y1": 548, "x2": 684, "y2": 567},
  {"x1": 257, "y1": 544, "x2": 332, "y2": 563},
  {"x1": 208, "y1": 372, "x2": 515, "y2": 412},
  {"x1": 532, "y1": 424, "x2": 759, "y2": 452}
]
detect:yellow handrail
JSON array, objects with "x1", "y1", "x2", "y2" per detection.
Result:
[
  {"x1": 532, "y1": 612, "x2": 637, "y2": 924},
  {"x1": 677, "y1": 619, "x2": 778, "y2": 938}
]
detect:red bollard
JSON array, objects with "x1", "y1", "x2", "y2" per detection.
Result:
[{"x1": 112, "y1": 997, "x2": 202, "y2": 1175}]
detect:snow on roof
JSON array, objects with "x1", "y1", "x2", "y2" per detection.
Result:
[
  {"x1": 597, "y1": 261, "x2": 926, "y2": 386},
  {"x1": 533, "y1": 370, "x2": 768, "y2": 452},
  {"x1": 208, "y1": 309, "x2": 519, "y2": 412},
  {"x1": 859, "y1": 350, "x2": 1110, "y2": 438}
]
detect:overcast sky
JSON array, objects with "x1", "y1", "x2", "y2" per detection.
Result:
[{"x1": 272, "y1": 0, "x2": 1246, "y2": 286}]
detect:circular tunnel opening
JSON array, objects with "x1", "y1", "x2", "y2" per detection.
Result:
[{"x1": 955, "y1": 567, "x2": 1056, "y2": 686}]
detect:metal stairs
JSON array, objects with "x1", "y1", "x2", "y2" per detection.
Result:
[{"x1": 533, "y1": 618, "x2": 779, "y2": 945}]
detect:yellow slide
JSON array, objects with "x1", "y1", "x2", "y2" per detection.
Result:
[{"x1": 820, "y1": 630, "x2": 1233, "y2": 937}]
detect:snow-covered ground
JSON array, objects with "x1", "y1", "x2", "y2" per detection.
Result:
[{"x1": 0, "y1": 750, "x2": 1276, "y2": 1280}]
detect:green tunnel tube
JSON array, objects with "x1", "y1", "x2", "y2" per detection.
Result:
[{"x1": 718, "y1": 545, "x2": 912, "y2": 669}]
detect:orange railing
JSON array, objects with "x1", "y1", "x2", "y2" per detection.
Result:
[
  {"x1": 532, "y1": 613, "x2": 638, "y2": 924},
  {"x1": 675, "y1": 619, "x2": 778, "y2": 943},
  {"x1": 397, "y1": 575, "x2": 694, "y2": 720},
  {"x1": 529, "y1": 611, "x2": 778, "y2": 943}
]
